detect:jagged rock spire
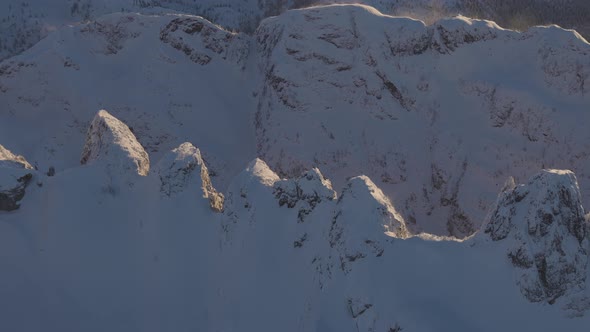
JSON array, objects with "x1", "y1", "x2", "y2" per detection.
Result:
[
  {"x1": 155, "y1": 142, "x2": 224, "y2": 212},
  {"x1": 81, "y1": 110, "x2": 150, "y2": 176}
]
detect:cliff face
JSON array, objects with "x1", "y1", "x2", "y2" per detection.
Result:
[
  {"x1": 253, "y1": 4, "x2": 590, "y2": 237},
  {"x1": 484, "y1": 170, "x2": 589, "y2": 304}
]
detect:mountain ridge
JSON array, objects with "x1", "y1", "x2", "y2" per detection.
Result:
[
  {"x1": 2, "y1": 5, "x2": 590, "y2": 330},
  {"x1": 1, "y1": 109, "x2": 589, "y2": 330},
  {"x1": 1, "y1": 4, "x2": 590, "y2": 237}
]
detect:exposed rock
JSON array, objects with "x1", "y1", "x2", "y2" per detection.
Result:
[
  {"x1": 224, "y1": 159, "x2": 279, "y2": 211},
  {"x1": 430, "y1": 16, "x2": 500, "y2": 54},
  {"x1": 80, "y1": 110, "x2": 150, "y2": 176},
  {"x1": 236, "y1": 158, "x2": 281, "y2": 189},
  {"x1": 347, "y1": 297, "x2": 373, "y2": 318},
  {"x1": 155, "y1": 142, "x2": 224, "y2": 212},
  {"x1": 0, "y1": 172, "x2": 32, "y2": 211},
  {"x1": 330, "y1": 176, "x2": 409, "y2": 273},
  {"x1": 484, "y1": 169, "x2": 589, "y2": 304},
  {"x1": 0, "y1": 145, "x2": 34, "y2": 211},
  {"x1": 160, "y1": 16, "x2": 250, "y2": 67},
  {"x1": 253, "y1": 5, "x2": 529, "y2": 239},
  {"x1": 0, "y1": 144, "x2": 33, "y2": 169},
  {"x1": 530, "y1": 26, "x2": 590, "y2": 95},
  {"x1": 79, "y1": 14, "x2": 143, "y2": 55},
  {"x1": 461, "y1": 82, "x2": 554, "y2": 142},
  {"x1": 274, "y1": 168, "x2": 336, "y2": 222}
]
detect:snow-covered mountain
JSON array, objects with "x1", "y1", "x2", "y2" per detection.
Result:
[
  {"x1": 0, "y1": 0, "x2": 295, "y2": 61},
  {"x1": 1, "y1": 0, "x2": 589, "y2": 61},
  {"x1": 2, "y1": 3, "x2": 590, "y2": 330},
  {"x1": 1, "y1": 4, "x2": 590, "y2": 238},
  {"x1": 1, "y1": 109, "x2": 590, "y2": 331},
  {"x1": 0, "y1": 10, "x2": 255, "y2": 190},
  {"x1": 256, "y1": 4, "x2": 590, "y2": 237}
]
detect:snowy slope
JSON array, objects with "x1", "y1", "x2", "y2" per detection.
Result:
[{"x1": 0, "y1": 111, "x2": 589, "y2": 330}]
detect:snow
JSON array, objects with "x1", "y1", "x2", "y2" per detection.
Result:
[
  {"x1": 1, "y1": 3, "x2": 590, "y2": 331},
  {"x1": 154, "y1": 141, "x2": 224, "y2": 211},
  {"x1": 2, "y1": 1, "x2": 588, "y2": 62},
  {"x1": 253, "y1": 3, "x2": 590, "y2": 238},
  {"x1": 0, "y1": 144, "x2": 35, "y2": 211},
  {"x1": 340, "y1": 175, "x2": 409, "y2": 238},
  {"x1": 81, "y1": 109, "x2": 150, "y2": 176},
  {"x1": 244, "y1": 158, "x2": 281, "y2": 187},
  {"x1": 481, "y1": 169, "x2": 589, "y2": 304},
  {"x1": 0, "y1": 143, "x2": 33, "y2": 169},
  {"x1": 297, "y1": 168, "x2": 337, "y2": 200},
  {"x1": 0, "y1": 2, "x2": 589, "y2": 238},
  {"x1": 0, "y1": 11, "x2": 256, "y2": 189},
  {"x1": 1, "y1": 153, "x2": 589, "y2": 330}
]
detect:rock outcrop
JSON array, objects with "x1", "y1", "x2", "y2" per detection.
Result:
[
  {"x1": 0, "y1": 144, "x2": 33, "y2": 170},
  {"x1": 155, "y1": 142, "x2": 224, "y2": 212},
  {"x1": 330, "y1": 175, "x2": 409, "y2": 273},
  {"x1": 484, "y1": 169, "x2": 589, "y2": 304},
  {"x1": 80, "y1": 110, "x2": 150, "y2": 176},
  {"x1": 159, "y1": 16, "x2": 250, "y2": 67},
  {"x1": 0, "y1": 144, "x2": 34, "y2": 211},
  {"x1": 429, "y1": 16, "x2": 500, "y2": 54},
  {"x1": 274, "y1": 168, "x2": 337, "y2": 222},
  {"x1": 224, "y1": 158, "x2": 280, "y2": 213}
]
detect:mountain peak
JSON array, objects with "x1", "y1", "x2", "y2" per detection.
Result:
[
  {"x1": 328, "y1": 175, "x2": 409, "y2": 274},
  {"x1": 484, "y1": 169, "x2": 589, "y2": 304},
  {"x1": 339, "y1": 175, "x2": 409, "y2": 238},
  {"x1": 245, "y1": 158, "x2": 281, "y2": 187},
  {"x1": 155, "y1": 142, "x2": 224, "y2": 212},
  {"x1": 80, "y1": 110, "x2": 150, "y2": 176}
]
